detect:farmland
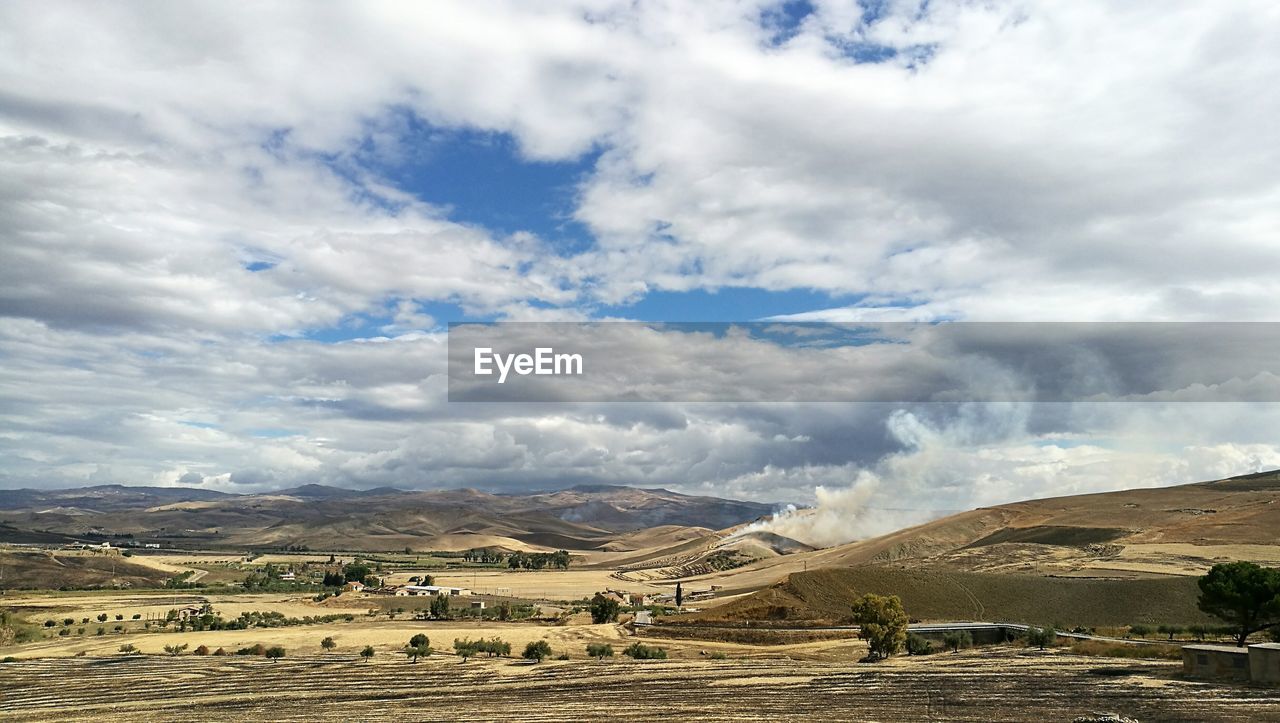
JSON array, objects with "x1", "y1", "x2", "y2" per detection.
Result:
[{"x1": 3, "y1": 648, "x2": 1280, "y2": 722}]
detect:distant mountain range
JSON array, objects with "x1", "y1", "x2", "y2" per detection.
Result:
[{"x1": 0, "y1": 483, "x2": 776, "y2": 551}]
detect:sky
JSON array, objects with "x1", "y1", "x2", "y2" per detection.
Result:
[{"x1": 2, "y1": 1, "x2": 1280, "y2": 540}]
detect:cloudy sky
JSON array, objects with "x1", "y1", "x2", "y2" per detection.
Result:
[{"x1": 3, "y1": 1, "x2": 1280, "y2": 529}]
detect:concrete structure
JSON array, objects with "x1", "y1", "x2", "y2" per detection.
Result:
[
  {"x1": 344, "y1": 581, "x2": 366, "y2": 592},
  {"x1": 470, "y1": 600, "x2": 485, "y2": 609},
  {"x1": 1249, "y1": 643, "x2": 1280, "y2": 684},
  {"x1": 629, "y1": 593, "x2": 650, "y2": 607},
  {"x1": 1182, "y1": 645, "x2": 1252, "y2": 682}
]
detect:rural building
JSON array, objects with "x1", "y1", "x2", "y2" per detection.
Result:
[
  {"x1": 1249, "y1": 643, "x2": 1280, "y2": 684},
  {"x1": 143, "y1": 543, "x2": 160, "y2": 549},
  {"x1": 1182, "y1": 645, "x2": 1251, "y2": 682},
  {"x1": 344, "y1": 581, "x2": 366, "y2": 592},
  {"x1": 470, "y1": 600, "x2": 485, "y2": 609},
  {"x1": 629, "y1": 593, "x2": 650, "y2": 606},
  {"x1": 597, "y1": 591, "x2": 626, "y2": 605},
  {"x1": 400, "y1": 584, "x2": 470, "y2": 596},
  {"x1": 279, "y1": 572, "x2": 295, "y2": 581}
]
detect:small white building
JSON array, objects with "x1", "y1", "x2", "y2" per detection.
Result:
[
  {"x1": 279, "y1": 572, "x2": 296, "y2": 581},
  {"x1": 400, "y1": 585, "x2": 470, "y2": 597},
  {"x1": 344, "y1": 580, "x2": 366, "y2": 592}
]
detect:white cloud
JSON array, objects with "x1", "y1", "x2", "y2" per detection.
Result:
[{"x1": 2, "y1": 1, "x2": 1279, "y2": 510}]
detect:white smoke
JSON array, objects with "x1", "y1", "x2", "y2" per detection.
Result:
[{"x1": 738, "y1": 402, "x2": 1280, "y2": 550}]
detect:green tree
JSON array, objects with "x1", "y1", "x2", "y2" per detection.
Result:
[
  {"x1": 586, "y1": 643, "x2": 614, "y2": 661},
  {"x1": 1197, "y1": 561, "x2": 1280, "y2": 646},
  {"x1": 523, "y1": 640, "x2": 553, "y2": 662},
  {"x1": 1025, "y1": 625, "x2": 1056, "y2": 650},
  {"x1": 360, "y1": 645, "x2": 375, "y2": 663},
  {"x1": 675, "y1": 582, "x2": 683, "y2": 609},
  {"x1": 1157, "y1": 624, "x2": 1183, "y2": 641},
  {"x1": 1187, "y1": 623, "x2": 1210, "y2": 641},
  {"x1": 265, "y1": 646, "x2": 286, "y2": 662},
  {"x1": 405, "y1": 634, "x2": 431, "y2": 663},
  {"x1": 163, "y1": 643, "x2": 188, "y2": 656},
  {"x1": 905, "y1": 634, "x2": 933, "y2": 655},
  {"x1": 454, "y1": 638, "x2": 482, "y2": 662},
  {"x1": 622, "y1": 642, "x2": 667, "y2": 659},
  {"x1": 430, "y1": 594, "x2": 451, "y2": 619},
  {"x1": 118, "y1": 643, "x2": 137, "y2": 654},
  {"x1": 1127, "y1": 623, "x2": 1151, "y2": 639},
  {"x1": 589, "y1": 594, "x2": 621, "y2": 624},
  {"x1": 850, "y1": 593, "x2": 909, "y2": 661},
  {"x1": 942, "y1": 631, "x2": 972, "y2": 652},
  {"x1": 321, "y1": 636, "x2": 337, "y2": 652}
]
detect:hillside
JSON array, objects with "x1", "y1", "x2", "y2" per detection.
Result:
[
  {"x1": 0, "y1": 484, "x2": 774, "y2": 553},
  {"x1": 679, "y1": 470, "x2": 1280, "y2": 622}
]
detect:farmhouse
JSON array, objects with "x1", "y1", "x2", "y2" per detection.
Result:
[
  {"x1": 400, "y1": 584, "x2": 470, "y2": 596},
  {"x1": 343, "y1": 581, "x2": 366, "y2": 592}
]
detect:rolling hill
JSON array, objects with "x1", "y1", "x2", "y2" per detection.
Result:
[
  {"x1": 680, "y1": 470, "x2": 1280, "y2": 623},
  {"x1": 0, "y1": 484, "x2": 775, "y2": 553}
]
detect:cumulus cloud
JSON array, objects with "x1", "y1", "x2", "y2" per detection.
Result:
[{"x1": 1, "y1": 0, "x2": 1278, "y2": 516}]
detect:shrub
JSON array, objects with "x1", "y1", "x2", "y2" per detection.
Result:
[
  {"x1": 132, "y1": 614, "x2": 142, "y2": 620},
  {"x1": 708, "y1": 651, "x2": 728, "y2": 660},
  {"x1": 58, "y1": 628, "x2": 69, "y2": 637},
  {"x1": 1188, "y1": 624, "x2": 1211, "y2": 641},
  {"x1": 943, "y1": 631, "x2": 973, "y2": 652},
  {"x1": 622, "y1": 642, "x2": 667, "y2": 660},
  {"x1": 212, "y1": 647, "x2": 227, "y2": 656},
  {"x1": 1069, "y1": 640, "x2": 1181, "y2": 660},
  {"x1": 1128, "y1": 624, "x2": 1151, "y2": 639},
  {"x1": 1025, "y1": 625, "x2": 1057, "y2": 650},
  {"x1": 63, "y1": 618, "x2": 74, "y2": 626},
  {"x1": 163, "y1": 644, "x2": 188, "y2": 656},
  {"x1": 118, "y1": 643, "x2": 137, "y2": 654},
  {"x1": 523, "y1": 640, "x2": 553, "y2": 662},
  {"x1": 193, "y1": 645, "x2": 210, "y2": 656},
  {"x1": 586, "y1": 643, "x2": 614, "y2": 660},
  {"x1": 96, "y1": 627, "x2": 105, "y2": 636},
  {"x1": 97, "y1": 614, "x2": 108, "y2": 623},
  {"x1": 905, "y1": 634, "x2": 933, "y2": 655},
  {"x1": 236, "y1": 644, "x2": 267, "y2": 656}
]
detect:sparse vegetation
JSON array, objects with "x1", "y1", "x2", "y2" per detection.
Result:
[{"x1": 361, "y1": 645, "x2": 375, "y2": 663}]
